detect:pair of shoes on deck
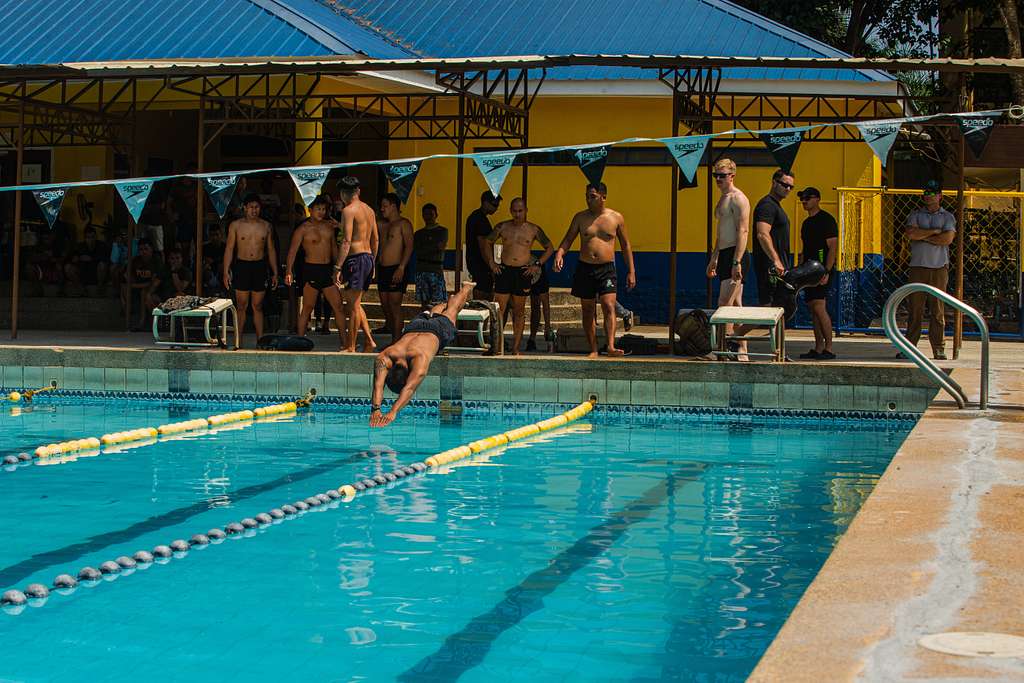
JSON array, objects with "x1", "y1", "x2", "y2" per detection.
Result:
[{"x1": 799, "y1": 349, "x2": 836, "y2": 360}]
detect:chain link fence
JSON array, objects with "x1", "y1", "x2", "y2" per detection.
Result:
[{"x1": 835, "y1": 188, "x2": 1023, "y2": 337}]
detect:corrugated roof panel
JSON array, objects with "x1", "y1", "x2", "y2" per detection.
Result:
[
  {"x1": 0, "y1": 0, "x2": 413, "y2": 64},
  {"x1": 327, "y1": 0, "x2": 891, "y2": 81}
]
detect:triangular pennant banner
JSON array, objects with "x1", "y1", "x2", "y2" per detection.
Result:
[
  {"x1": 955, "y1": 112, "x2": 1000, "y2": 158},
  {"x1": 659, "y1": 135, "x2": 712, "y2": 184},
  {"x1": 31, "y1": 188, "x2": 67, "y2": 229},
  {"x1": 574, "y1": 146, "x2": 610, "y2": 185},
  {"x1": 470, "y1": 151, "x2": 518, "y2": 198},
  {"x1": 383, "y1": 161, "x2": 422, "y2": 204},
  {"x1": 288, "y1": 167, "x2": 331, "y2": 207},
  {"x1": 855, "y1": 121, "x2": 902, "y2": 167},
  {"x1": 113, "y1": 179, "x2": 154, "y2": 223},
  {"x1": 201, "y1": 175, "x2": 240, "y2": 219},
  {"x1": 758, "y1": 129, "x2": 804, "y2": 173}
]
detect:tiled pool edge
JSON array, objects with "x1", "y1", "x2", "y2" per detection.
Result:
[
  {"x1": 0, "y1": 347, "x2": 940, "y2": 414},
  {"x1": 748, "y1": 366, "x2": 1024, "y2": 682}
]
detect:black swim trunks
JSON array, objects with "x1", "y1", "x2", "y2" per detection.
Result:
[
  {"x1": 376, "y1": 263, "x2": 408, "y2": 293},
  {"x1": 342, "y1": 252, "x2": 373, "y2": 292},
  {"x1": 302, "y1": 263, "x2": 333, "y2": 291},
  {"x1": 403, "y1": 311, "x2": 457, "y2": 352},
  {"x1": 232, "y1": 258, "x2": 268, "y2": 292},
  {"x1": 571, "y1": 261, "x2": 617, "y2": 300},
  {"x1": 494, "y1": 265, "x2": 536, "y2": 297},
  {"x1": 716, "y1": 247, "x2": 748, "y2": 283}
]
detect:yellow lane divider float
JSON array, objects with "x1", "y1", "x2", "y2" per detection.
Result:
[
  {"x1": 337, "y1": 399, "x2": 595, "y2": 497},
  {"x1": 0, "y1": 399, "x2": 594, "y2": 609},
  {"x1": 6, "y1": 381, "x2": 58, "y2": 404},
  {"x1": 30, "y1": 392, "x2": 314, "y2": 460}
]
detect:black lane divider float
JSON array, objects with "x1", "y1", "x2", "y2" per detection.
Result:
[
  {"x1": 1, "y1": 392, "x2": 315, "y2": 471},
  {"x1": 0, "y1": 447, "x2": 395, "y2": 590},
  {"x1": 0, "y1": 401, "x2": 594, "y2": 614}
]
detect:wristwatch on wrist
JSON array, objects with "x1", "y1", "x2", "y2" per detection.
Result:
[
  {"x1": 333, "y1": 264, "x2": 342, "y2": 271},
  {"x1": 370, "y1": 404, "x2": 381, "y2": 412},
  {"x1": 731, "y1": 259, "x2": 740, "y2": 266}
]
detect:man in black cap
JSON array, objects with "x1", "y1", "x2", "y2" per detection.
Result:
[
  {"x1": 797, "y1": 187, "x2": 838, "y2": 359},
  {"x1": 465, "y1": 191, "x2": 501, "y2": 300}
]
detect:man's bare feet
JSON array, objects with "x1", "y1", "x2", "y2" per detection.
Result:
[
  {"x1": 587, "y1": 351, "x2": 599, "y2": 359},
  {"x1": 605, "y1": 348, "x2": 625, "y2": 357}
]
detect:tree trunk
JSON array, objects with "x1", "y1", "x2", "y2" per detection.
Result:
[{"x1": 996, "y1": 0, "x2": 1024, "y2": 102}]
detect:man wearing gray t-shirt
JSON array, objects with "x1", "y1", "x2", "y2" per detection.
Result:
[{"x1": 904, "y1": 180, "x2": 956, "y2": 360}]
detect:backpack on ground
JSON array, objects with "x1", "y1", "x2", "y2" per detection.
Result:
[{"x1": 673, "y1": 309, "x2": 712, "y2": 356}]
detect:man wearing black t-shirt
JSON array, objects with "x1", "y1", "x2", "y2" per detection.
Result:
[
  {"x1": 752, "y1": 169, "x2": 794, "y2": 305},
  {"x1": 464, "y1": 191, "x2": 501, "y2": 300},
  {"x1": 797, "y1": 187, "x2": 838, "y2": 360}
]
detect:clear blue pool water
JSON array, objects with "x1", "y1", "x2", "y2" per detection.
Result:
[{"x1": 0, "y1": 398, "x2": 912, "y2": 682}]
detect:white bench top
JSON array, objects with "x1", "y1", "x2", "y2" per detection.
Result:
[
  {"x1": 457, "y1": 309, "x2": 490, "y2": 322},
  {"x1": 710, "y1": 306, "x2": 784, "y2": 325},
  {"x1": 152, "y1": 298, "x2": 235, "y2": 317}
]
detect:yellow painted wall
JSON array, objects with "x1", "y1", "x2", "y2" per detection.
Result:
[
  {"x1": 52, "y1": 146, "x2": 112, "y2": 239},
  {"x1": 391, "y1": 95, "x2": 882, "y2": 256}
]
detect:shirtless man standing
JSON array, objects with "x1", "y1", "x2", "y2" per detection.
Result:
[
  {"x1": 284, "y1": 195, "x2": 346, "y2": 348},
  {"x1": 333, "y1": 176, "x2": 378, "y2": 353},
  {"x1": 376, "y1": 192, "x2": 413, "y2": 342},
  {"x1": 553, "y1": 183, "x2": 636, "y2": 358},
  {"x1": 370, "y1": 281, "x2": 475, "y2": 427},
  {"x1": 484, "y1": 198, "x2": 554, "y2": 355},
  {"x1": 223, "y1": 194, "x2": 278, "y2": 346},
  {"x1": 705, "y1": 158, "x2": 751, "y2": 357}
]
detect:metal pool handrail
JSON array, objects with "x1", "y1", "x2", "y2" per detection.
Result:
[{"x1": 883, "y1": 283, "x2": 988, "y2": 410}]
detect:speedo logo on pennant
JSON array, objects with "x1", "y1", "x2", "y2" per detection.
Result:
[
  {"x1": 865, "y1": 125, "x2": 898, "y2": 140},
  {"x1": 481, "y1": 157, "x2": 511, "y2": 169},
  {"x1": 388, "y1": 165, "x2": 418, "y2": 178},
  {"x1": 577, "y1": 149, "x2": 607, "y2": 164},
  {"x1": 294, "y1": 171, "x2": 326, "y2": 182},
  {"x1": 206, "y1": 177, "x2": 236, "y2": 189},
  {"x1": 961, "y1": 118, "x2": 994, "y2": 128},
  {"x1": 671, "y1": 142, "x2": 703, "y2": 155},
  {"x1": 38, "y1": 190, "x2": 64, "y2": 200},
  {"x1": 768, "y1": 132, "x2": 801, "y2": 147},
  {"x1": 121, "y1": 184, "x2": 150, "y2": 198}
]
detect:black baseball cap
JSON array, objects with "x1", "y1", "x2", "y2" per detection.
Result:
[
  {"x1": 481, "y1": 190, "x2": 502, "y2": 204},
  {"x1": 797, "y1": 187, "x2": 821, "y2": 200},
  {"x1": 922, "y1": 180, "x2": 942, "y2": 195}
]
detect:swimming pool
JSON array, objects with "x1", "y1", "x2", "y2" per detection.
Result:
[{"x1": 0, "y1": 397, "x2": 911, "y2": 681}]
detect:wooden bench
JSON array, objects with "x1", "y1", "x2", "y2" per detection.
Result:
[
  {"x1": 709, "y1": 306, "x2": 786, "y2": 361},
  {"x1": 152, "y1": 298, "x2": 239, "y2": 349}
]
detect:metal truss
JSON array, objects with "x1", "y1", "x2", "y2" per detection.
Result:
[{"x1": 659, "y1": 67, "x2": 722, "y2": 135}]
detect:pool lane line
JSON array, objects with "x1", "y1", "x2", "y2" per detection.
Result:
[
  {"x1": 0, "y1": 400, "x2": 596, "y2": 614},
  {"x1": 398, "y1": 461, "x2": 708, "y2": 683},
  {"x1": 0, "y1": 445, "x2": 399, "y2": 595},
  {"x1": 1, "y1": 393, "x2": 315, "y2": 471}
]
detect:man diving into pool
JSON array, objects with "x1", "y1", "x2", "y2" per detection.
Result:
[{"x1": 369, "y1": 280, "x2": 475, "y2": 427}]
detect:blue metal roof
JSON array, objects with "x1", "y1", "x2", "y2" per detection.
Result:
[
  {"x1": 0, "y1": 0, "x2": 411, "y2": 64},
  {"x1": 323, "y1": 0, "x2": 892, "y2": 81}
]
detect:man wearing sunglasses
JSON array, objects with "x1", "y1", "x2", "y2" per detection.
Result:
[
  {"x1": 904, "y1": 179, "x2": 956, "y2": 360},
  {"x1": 752, "y1": 169, "x2": 795, "y2": 306},
  {"x1": 706, "y1": 158, "x2": 751, "y2": 355}
]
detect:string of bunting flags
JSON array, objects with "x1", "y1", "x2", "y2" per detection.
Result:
[{"x1": 3, "y1": 108, "x2": 1010, "y2": 230}]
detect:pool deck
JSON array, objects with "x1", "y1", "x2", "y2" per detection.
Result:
[{"x1": 2, "y1": 328, "x2": 1022, "y2": 680}]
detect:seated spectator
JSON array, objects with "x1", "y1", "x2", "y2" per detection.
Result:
[
  {"x1": 159, "y1": 248, "x2": 193, "y2": 300},
  {"x1": 122, "y1": 239, "x2": 161, "y2": 331},
  {"x1": 28, "y1": 233, "x2": 64, "y2": 295},
  {"x1": 203, "y1": 224, "x2": 226, "y2": 287},
  {"x1": 65, "y1": 226, "x2": 110, "y2": 293},
  {"x1": 139, "y1": 206, "x2": 166, "y2": 261}
]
